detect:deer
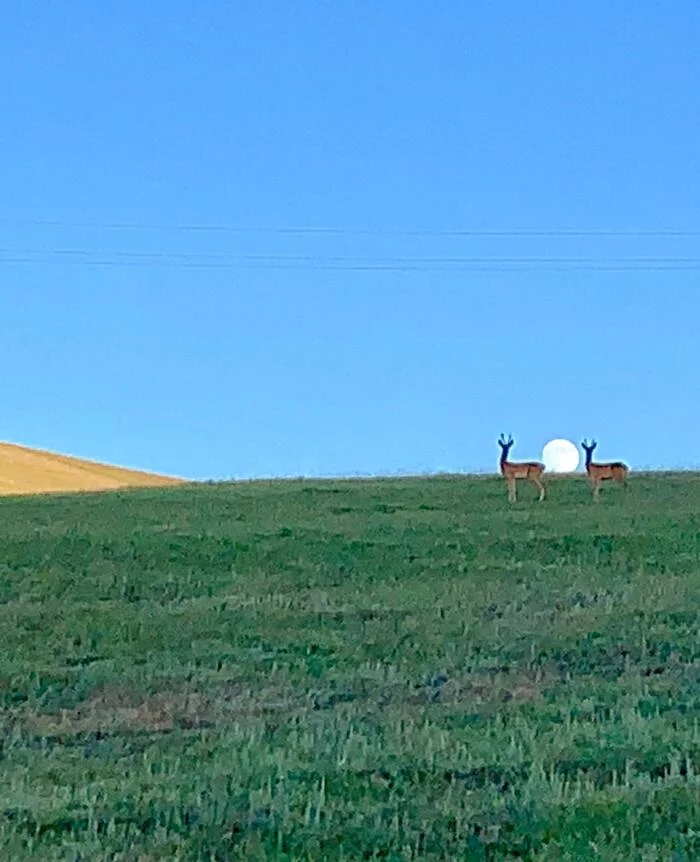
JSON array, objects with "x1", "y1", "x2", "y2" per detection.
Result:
[
  {"x1": 497, "y1": 434, "x2": 546, "y2": 502},
  {"x1": 581, "y1": 439, "x2": 629, "y2": 500}
]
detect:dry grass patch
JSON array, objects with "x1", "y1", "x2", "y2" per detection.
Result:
[
  {"x1": 23, "y1": 681, "x2": 304, "y2": 738},
  {"x1": 407, "y1": 667, "x2": 557, "y2": 707}
]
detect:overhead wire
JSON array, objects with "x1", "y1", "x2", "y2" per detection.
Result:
[
  {"x1": 1, "y1": 217, "x2": 700, "y2": 237},
  {"x1": 2, "y1": 218, "x2": 699, "y2": 271},
  {"x1": 1, "y1": 256, "x2": 699, "y2": 271}
]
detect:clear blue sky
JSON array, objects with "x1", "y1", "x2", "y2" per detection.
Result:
[{"x1": 2, "y1": 2, "x2": 699, "y2": 479}]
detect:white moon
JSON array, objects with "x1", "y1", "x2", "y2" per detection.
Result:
[{"x1": 542, "y1": 438, "x2": 579, "y2": 473}]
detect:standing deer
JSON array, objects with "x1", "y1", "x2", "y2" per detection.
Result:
[
  {"x1": 581, "y1": 439, "x2": 629, "y2": 500},
  {"x1": 497, "y1": 434, "x2": 546, "y2": 502}
]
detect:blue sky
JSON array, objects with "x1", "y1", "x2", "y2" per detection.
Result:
[{"x1": 2, "y1": 2, "x2": 699, "y2": 479}]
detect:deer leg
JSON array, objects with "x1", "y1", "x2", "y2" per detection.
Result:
[
  {"x1": 508, "y1": 478, "x2": 516, "y2": 502},
  {"x1": 532, "y1": 476, "x2": 546, "y2": 501}
]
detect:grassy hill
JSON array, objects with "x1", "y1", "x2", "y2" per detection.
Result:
[
  {"x1": 0, "y1": 442, "x2": 183, "y2": 496},
  {"x1": 0, "y1": 473, "x2": 698, "y2": 860}
]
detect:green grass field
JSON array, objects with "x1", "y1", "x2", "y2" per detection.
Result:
[{"x1": 1, "y1": 473, "x2": 699, "y2": 860}]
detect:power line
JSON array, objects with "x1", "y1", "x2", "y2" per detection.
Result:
[
  {"x1": 2, "y1": 217, "x2": 700, "y2": 237},
  {"x1": 2, "y1": 251, "x2": 700, "y2": 271},
  {"x1": 5, "y1": 248, "x2": 700, "y2": 264}
]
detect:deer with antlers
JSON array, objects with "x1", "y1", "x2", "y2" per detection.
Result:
[
  {"x1": 497, "y1": 434, "x2": 546, "y2": 502},
  {"x1": 581, "y1": 439, "x2": 629, "y2": 500}
]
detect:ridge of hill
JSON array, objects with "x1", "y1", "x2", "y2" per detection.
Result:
[{"x1": 0, "y1": 441, "x2": 183, "y2": 495}]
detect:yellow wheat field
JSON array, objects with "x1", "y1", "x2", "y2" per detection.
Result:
[{"x1": 0, "y1": 442, "x2": 184, "y2": 496}]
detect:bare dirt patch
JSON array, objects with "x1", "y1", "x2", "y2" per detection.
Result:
[
  {"x1": 24, "y1": 681, "x2": 303, "y2": 738},
  {"x1": 27, "y1": 687, "x2": 207, "y2": 735},
  {"x1": 407, "y1": 667, "x2": 556, "y2": 707}
]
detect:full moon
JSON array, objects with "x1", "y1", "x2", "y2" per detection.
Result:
[{"x1": 542, "y1": 438, "x2": 579, "y2": 473}]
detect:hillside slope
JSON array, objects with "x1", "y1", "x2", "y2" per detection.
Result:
[
  {"x1": 0, "y1": 473, "x2": 698, "y2": 859},
  {"x1": 0, "y1": 441, "x2": 183, "y2": 495}
]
